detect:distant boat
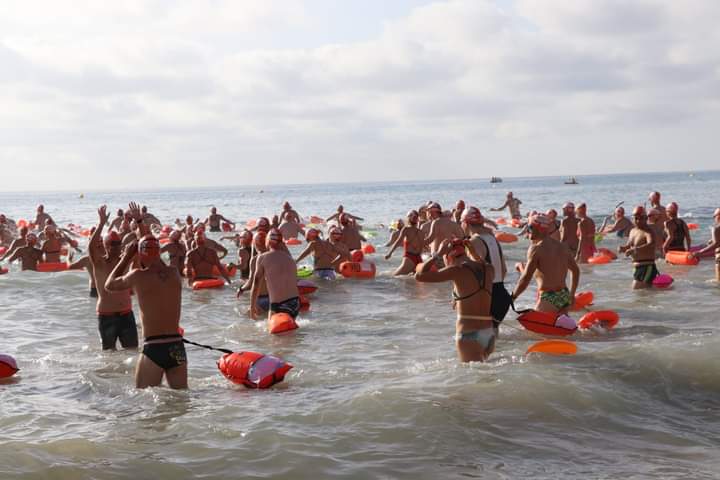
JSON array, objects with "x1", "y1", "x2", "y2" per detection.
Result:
[
  {"x1": 564, "y1": 176, "x2": 578, "y2": 185},
  {"x1": 490, "y1": 176, "x2": 503, "y2": 183}
]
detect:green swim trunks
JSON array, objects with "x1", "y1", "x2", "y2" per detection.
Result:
[
  {"x1": 633, "y1": 263, "x2": 659, "y2": 284},
  {"x1": 540, "y1": 287, "x2": 572, "y2": 310}
]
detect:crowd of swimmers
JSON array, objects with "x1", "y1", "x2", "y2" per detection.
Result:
[{"x1": 0, "y1": 191, "x2": 718, "y2": 388}]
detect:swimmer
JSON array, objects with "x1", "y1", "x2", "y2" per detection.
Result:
[
  {"x1": 234, "y1": 230, "x2": 254, "y2": 280},
  {"x1": 204, "y1": 207, "x2": 235, "y2": 233},
  {"x1": 41, "y1": 224, "x2": 64, "y2": 263},
  {"x1": 575, "y1": 203, "x2": 597, "y2": 264},
  {"x1": 461, "y1": 207, "x2": 512, "y2": 325},
  {"x1": 663, "y1": 202, "x2": 691, "y2": 253},
  {"x1": 647, "y1": 208, "x2": 666, "y2": 257},
  {"x1": 161, "y1": 230, "x2": 187, "y2": 276},
  {"x1": 5, "y1": 233, "x2": 43, "y2": 271},
  {"x1": 279, "y1": 202, "x2": 301, "y2": 224},
  {"x1": 105, "y1": 235, "x2": 187, "y2": 389},
  {"x1": 618, "y1": 206, "x2": 658, "y2": 289},
  {"x1": 237, "y1": 231, "x2": 269, "y2": 313},
  {"x1": 424, "y1": 203, "x2": 465, "y2": 256},
  {"x1": 0, "y1": 226, "x2": 28, "y2": 261},
  {"x1": 0, "y1": 217, "x2": 14, "y2": 247},
  {"x1": 451, "y1": 200, "x2": 466, "y2": 224},
  {"x1": 328, "y1": 227, "x2": 352, "y2": 272},
  {"x1": 295, "y1": 228, "x2": 343, "y2": 280},
  {"x1": 339, "y1": 214, "x2": 366, "y2": 251},
  {"x1": 109, "y1": 209, "x2": 125, "y2": 231},
  {"x1": 690, "y1": 208, "x2": 720, "y2": 282},
  {"x1": 326, "y1": 205, "x2": 363, "y2": 224},
  {"x1": 33, "y1": 204, "x2": 54, "y2": 230},
  {"x1": 546, "y1": 209, "x2": 561, "y2": 241},
  {"x1": 649, "y1": 191, "x2": 667, "y2": 224},
  {"x1": 599, "y1": 206, "x2": 633, "y2": 237},
  {"x1": 185, "y1": 230, "x2": 232, "y2": 286},
  {"x1": 415, "y1": 238, "x2": 496, "y2": 363},
  {"x1": 384, "y1": 219, "x2": 404, "y2": 247},
  {"x1": 140, "y1": 206, "x2": 162, "y2": 228},
  {"x1": 252, "y1": 217, "x2": 272, "y2": 235},
  {"x1": 278, "y1": 216, "x2": 305, "y2": 241},
  {"x1": 89, "y1": 206, "x2": 138, "y2": 351},
  {"x1": 490, "y1": 192, "x2": 522, "y2": 219},
  {"x1": 512, "y1": 213, "x2": 580, "y2": 314},
  {"x1": 249, "y1": 229, "x2": 300, "y2": 321},
  {"x1": 560, "y1": 202, "x2": 580, "y2": 257},
  {"x1": 385, "y1": 210, "x2": 425, "y2": 275}
]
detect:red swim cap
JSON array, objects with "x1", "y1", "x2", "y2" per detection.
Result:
[
  {"x1": 26, "y1": 233, "x2": 38, "y2": 246},
  {"x1": 103, "y1": 231, "x2": 121, "y2": 246},
  {"x1": 138, "y1": 235, "x2": 160, "y2": 265},
  {"x1": 461, "y1": 206, "x2": 483, "y2": 225},
  {"x1": 267, "y1": 228, "x2": 283, "y2": 249},
  {"x1": 529, "y1": 213, "x2": 552, "y2": 233},
  {"x1": 666, "y1": 202, "x2": 678, "y2": 213},
  {"x1": 632, "y1": 206, "x2": 646, "y2": 217},
  {"x1": 448, "y1": 238, "x2": 466, "y2": 258}
]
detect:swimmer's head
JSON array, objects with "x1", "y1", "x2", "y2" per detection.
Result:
[
  {"x1": 666, "y1": 202, "x2": 678, "y2": 216},
  {"x1": 0, "y1": 214, "x2": 6, "y2": 223},
  {"x1": 194, "y1": 230, "x2": 206, "y2": 246},
  {"x1": 444, "y1": 238, "x2": 467, "y2": 265},
  {"x1": 37, "y1": 204, "x2": 44, "y2": 213},
  {"x1": 461, "y1": 206, "x2": 483, "y2": 226},
  {"x1": 103, "y1": 231, "x2": 121, "y2": 247},
  {"x1": 240, "y1": 230, "x2": 253, "y2": 246},
  {"x1": 337, "y1": 205, "x2": 344, "y2": 213},
  {"x1": 18, "y1": 226, "x2": 28, "y2": 236},
  {"x1": 138, "y1": 235, "x2": 161, "y2": 267},
  {"x1": 254, "y1": 230, "x2": 268, "y2": 252},
  {"x1": 26, "y1": 233, "x2": 38, "y2": 246},
  {"x1": 616, "y1": 206, "x2": 625, "y2": 216},
  {"x1": 529, "y1": 213, "x2": 552, "y2": 237},
  {"x1": 305, "y1": 228, "x2": 320, "y2": 242},
  {"x1": 632, "y1": 205, "x2": 647, "y2": 226},
  {"x1": 329, "y1": 227, "x2": 343, "y2": 240},
  {"x1": 455, "y1": 200, "x2": 465, "y2": 210},
  {"x1": 117, "y1": 209, "x2": 124, "y2": 217},
  {"x1": 44, "y1": 224, "x2": 56, "y2": 235},
  {"x1": 210, "y1": 207, "x2": 217, "y2": 214},
  {"x1": 186, "y1": 215, "x2": 193, "y2": 225},
  {"x1": 562, "y1": 202, "x2": 575, "y2": 214},
  {"x1": 546, "y1": 209, "x2": 558, "y2": 220},
  {"x1": 257, "y1": 217, "x2": 270, "y2": 233},
  {"x1": 170, "y1": 230, "x2": 181, "y2": 242},
  {"x1": 406, "y1": 210, "x2": 419, "y2": 225},
  {"x1": 649, "y1": 191, "x2": 661, "y2": 204},
  {"x1": 141, "y1": 205, "x2": 148, "y2": 214},
  {"x1": 283, "y1": 201, "x2": 291, "y2": 210},
  {"x1": 267, "y1": 228, "x2": 283, "y2": 250},
  {"x1": 506, "y1": 191, "x2": 513, "y2": 199},
  {"x1": 576, "y1": 203, "x2": 587, "y2": 215},
  {"x1": 339, "y1": 213, "x2": 349, "y2": 226},
  {"x1": 428, "y1": 202, "x2": 442, "y2": 219}
]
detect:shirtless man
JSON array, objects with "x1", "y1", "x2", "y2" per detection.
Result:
[
  {"x1": 250, "y1": 229, "x2": 301, "y2": 321},
  {"x1": 41, "y1": 224, "x2": 66, "y2": 263},
  {"x1": 89, "y1": 206, "x2": 138, "y2": 351},
  {"x1": 140, "y1": 206, "x2": 162, "y2": 228},
  {"x1": 234, "y1": 230, "x2": 254, "y2": 280},
  {"x1": 279, "y1": 202, "x2": 301, "y2": 224},
  {"x1": 339, "y1": 214, "x2": 366, "y2": 251},
  {"x1": 575, "y1": 203, "x2": 597, "y2": 264},
  {"x1": 690, "y1": 208, "x2": 720, "y2": 282},
  {"x1": 328, "y1": 227, "x2": 352, "y2": 272},
  {"x1": 204, "y1": 207, "x2": 235, "y2": 233},
  {"x1": 512, "y1": 213, "x2": 580, "y2": 314},
  {"x1": 649, "y1": 191, "x2": 667, "y2": 224},
  {"x1": 599, "y1": 206, "x2": 633, "y2": 238},
  {"x1": 237, "y1": 231, "x2": 270, "y2": 312},
  {"x1": 326, "y1": 205, "x2": 363, "y2": 224},
  {"x1": 0, "y1": 217, "x2": 14, "y2": 246},
  {"x1": 109, "y1": 209, "x2": 125, "y2": 231},
  {"x1": 5, "y1": 233, "x2": 43, "y2": 271},
  {"x1": 490, "y1": 192, "x2": 522, "y2": 219},
  {"x1": 295, "y1": 228, "x2": 342, "y2": 280},
  {"x1": 1, "y1": 226, "x2": 28, "y2": 261},
  {"x1": 424, "y1": 203, "x2": 464, "y2": 255},
  {"x1": 161, "y1": 230, "x2": 186, "y2": 276},
  {"x1": 451, "y1": 200, "x2": 466, "y2": 223},
  {"x1": 279, "y1": 217, "x2": 305, "y2": 240},
  {"x1": 560, "y1": 202, "x2": 580, "y2": 257},
  {"x1": 461, "y1": 207, "x2": 512, "y2": 324},
  {"x1": 546, "y1": 209, "x2": 561, "y2": 241},
  {"x1": 415, "y1": 238, "x2": 496, "y2": 362},
  {"x1": 618, "y1": 206, "x2": 658, "y2": 289},
  {"x1": 663, "y1": 202, "x2": 691, "y2": 253},
  {"x1": 34, "y1": 204, "x2": 54, "y2": 230},
  {"x1": 385, "y1": 210, "x2": 425, "y2": 275},
  {"x1": 647, "y1": 208, "x2": 666, "y2": 257},
  {"x1": 105, "y1": 235, "x2": 187, "y2": 389},
  {"x1": 384, "y1": 219, "x2": 404, "y2": 248},
  {"x1": 185, "y1": 231, "x2": 231, "y2": 286}
]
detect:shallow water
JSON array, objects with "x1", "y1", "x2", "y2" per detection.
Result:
[{"x1": 1, "y1": 172, "x2": 719, "y2": 479}]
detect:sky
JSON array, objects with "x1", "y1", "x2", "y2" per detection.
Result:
[{"x1": 0, "y1": 0, "x2": 718, "y2": 191}]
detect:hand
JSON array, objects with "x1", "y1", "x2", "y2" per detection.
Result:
[
  {"x1": 236, "y1": 285, "x2": 244, "y2": 298},
  {"x1": 384, "y1": 253, "x2": 391, "y2": 260},
  {"x1": 98, "y1": 205, "x2": 109, "y2": 225},
  {"x1": 437, "y1": 239, "x2": 452, "y2": 256},
  {"x1": 128, "y1": 202, "x2": 142, "y2": 221},
  {"x1": 624, "y1": 248, "x2": 633, "y2": 257},
  {"x1": 122, "y1": 240, "x2": 138, "y2": 259},
  {"x1": 688, "y1": 252, "x2": 697, "y2": 259},
  {"x1": 249, "y1": 303, "x2": 260, "y2": 320}
]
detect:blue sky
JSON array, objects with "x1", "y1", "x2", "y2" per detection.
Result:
[{"x1": 0, "y1": 0, "x2": 718, "y2": 191}]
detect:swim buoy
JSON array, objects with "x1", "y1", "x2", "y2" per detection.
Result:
[
  {"x1": 665, "y1": 251, "x2": 699, "y2": 266},
  {"x1": 268, "y1": 312, "x2": 298, "y2": 334},
  {"x1": 80, "y1": 229, "x2": 91, "y2": 237},
  {"x1": 159, "y1": 237, "x2": 170, "y2": 245},
  {"x1": 687, "y1": 223, "x2": 699, "y2": 230},
  {"x1": 350, "y1": 250, "x2": 364, "y2": 263},
  {"x1": 0, "y1": 267, "x2": 8, "y2": 275},
  {"x1": 37, "y1": 262, "x2": 69, "y2": 272},
  {"x1": 286, "y1": 238, "x2": 302, "y2": 246},
  {"x1": 297, "y1": 279, "x2": 318, "y2": 295},
  {"x1": 495, "y1": 217, "x2": 507, "y2": 225},
  {"x1": 296, "y1": 266, "x2": 313, "y2": 279},
  {"x1": 510, "y1": 218, "x2": 522, "y2": 228},
  {"x1": 570, "y1": 291, "x2": 594, "y2": 311},
  {"x1": 526, "y1": 339, "x2": 578, "y2": 356},
  {"x1": 217, "y1": 351, "x2": 293, "y2": 389},
  {"x1": 597, "y1": 248, "x2": 617, "y2": 260},
  {"x1": 212, "y1": 264, "x2": 237, "y2": 277},
  {"x1": 362, "y1": 244, "x2": 376, "y2": 254},
  {"x1": 588, "y1": 254, "x2": 612, "y2": 265},
  {"x1": 652, "y1": 273, "x2": 674, "y2": 289},
  {"x1": 16, "y1": 219, "x2": 28, "y2": 229},
  {"x1": 245, "y1": 219, "x2": 257, "y2": 229},
  {"x1": 0, "y1": 354, "x2": 18, "y2": 378},
  {"x1": 578, "y1": 310, "x2": 619, "y2": 330},
  {"x1": 309, "y1": 216, "x2": 325, "y2": 224},
  {"x1": 517, "y1": 311, "x2": 577, "y2": 336},
  {"x1": 340, "y1": 260, "x2": 376, "y2": 279},
  {"x1": 0, "y1": 246, "x2": 6, "y2": 255},
  {"x1": 192, "y1": 278, "x2": 225, "y2": 290},
  {"x1": 495, "y1": 232, "x2": 518, "y2": 243}
]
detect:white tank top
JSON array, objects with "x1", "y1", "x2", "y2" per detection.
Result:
[{"x1": 475, "y1": 233, "x2": 504, "y2": 283}]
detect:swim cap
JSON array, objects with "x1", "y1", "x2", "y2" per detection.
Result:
[
  {"x1": 529, "y1": 213, "x2": 552, "y2": 233},
  {"x1": 254, "y1": 230, "x2": 267, "y2": 247},
  {"x1": 632, "y1": 206, "x2": 646, "y2": 217},
  {"x1": 267, "y1": 228, "x2": 283, "y2": 249},
  {"x1": 649, "y1": 191, "x2": 661, "y2": 202},
  {"x1": 103, "y1": 231, "x2": 121, "y2": 246},
  {"x1": 306, "y1": 228, "x2": 320, "y2": 241},
  {"x1": 26, "y1": 233, "x2": 37, "y2": 246},
  {"x1": 429, "y1": 202, "x2": 441, "y2": 212},
  {"x1": 455, "y1": 200, "x2": 465, "y2": 209},
  {"x1": 170, "y1": 230, "x2": 181, "y2": 242},
  {"x1": 406, "y1": 210, "x2": 418, "y2": 224},
  {"x1": 506, "y1": 192, "x2": 513, "y2": 198},
  {"x1": 329, "y1": 227, "x2": 342, "y2": 237},
  {"x1": 546, "y1": 209, "x2": 558, "y2": 219},
  {"x1": 138, "y1": 235, "x2": 160, "y2": 265},
  {"x1": 563, "y1": 202, "x2": 574, "y2": 210},
  {"x1": 447, "y1": 238, "x2": 466, "y2": 258},
  {"x1": 257, "y1": 217, "x2": 270, "y2": 232},
  {"x1": 45, "y1": 224, "x2": 56, "y2": 234},
  {"x1": 616, "y1": 207, "x2": 625, "y2": 215},
  {"x1": 576, "y1": 203, "x2": 587, "y2": 211},
  {"x1": 283, "y1": 201, "x2": 291, "y2": 210},
  {"x1": 240, "y1": 230, "x2": 253, "y2": 246},
  {"x1": 666, "y1": 202, "x2": 678, "y2": 213},
  {"x1": 461, "y1": 206, "x2": 483, "y2": 225}
]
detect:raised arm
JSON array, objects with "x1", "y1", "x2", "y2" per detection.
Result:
[
  {"x1": 105, "y1": 242, "x2": 137, "y2": 291},
  {"x1": 89, "y1": 206, "x2": 109, "y2": 263},
  {"x1": 295, "y1": 243, "x2": 314, "y2": 264}
]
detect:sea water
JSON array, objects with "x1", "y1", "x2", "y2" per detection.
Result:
[{"x1": 1, "y1": 171, "x2": 719, "y2": 479}]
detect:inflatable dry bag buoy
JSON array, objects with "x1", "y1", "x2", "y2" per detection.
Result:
[
  {"x1": 268, "y1": 312, "x2": 299, "y2": 334},
  {"x1": 517, "y1": 311, "x2": 577, "y2": 336},
  {"x1": 217, "y1": 351, "x2": 292, "y2": 389},
  {"x1": 665, "y1": 251, "x2": 699, "y2": 266},
  {"x1": 362, "y1": 244, "x2": 376, "y2": 254},
  {"x1": 526, "y1": 339, "x2": 577, "y2": 356},
  {"x1": 0, "y1": 354, "x2": 18, "y2": 378},
  {"x1": 570, "y1": 291, "x2": 594, "y2": 311},
  {"x1": 652, "y1": 273, "x2": 673, "y2": 288},
  {"x1": 340, "y1": 260, "x2": 376, "y2": 279},
  {"x1": 577, "y1": 310, "x2": 619, "y2": 330},
  {"x1": 286, "y1": 238, "x2": 302, "y2": 246},
  {"x1": 192, "y1": 278, "x2": 225, "y2": 290},
  {"x1": 297, "y1": 279, "x2": 318, "y2": 295},
  {"x1": 37, "y1": 262, "x2": 69, "y2": 273}
]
